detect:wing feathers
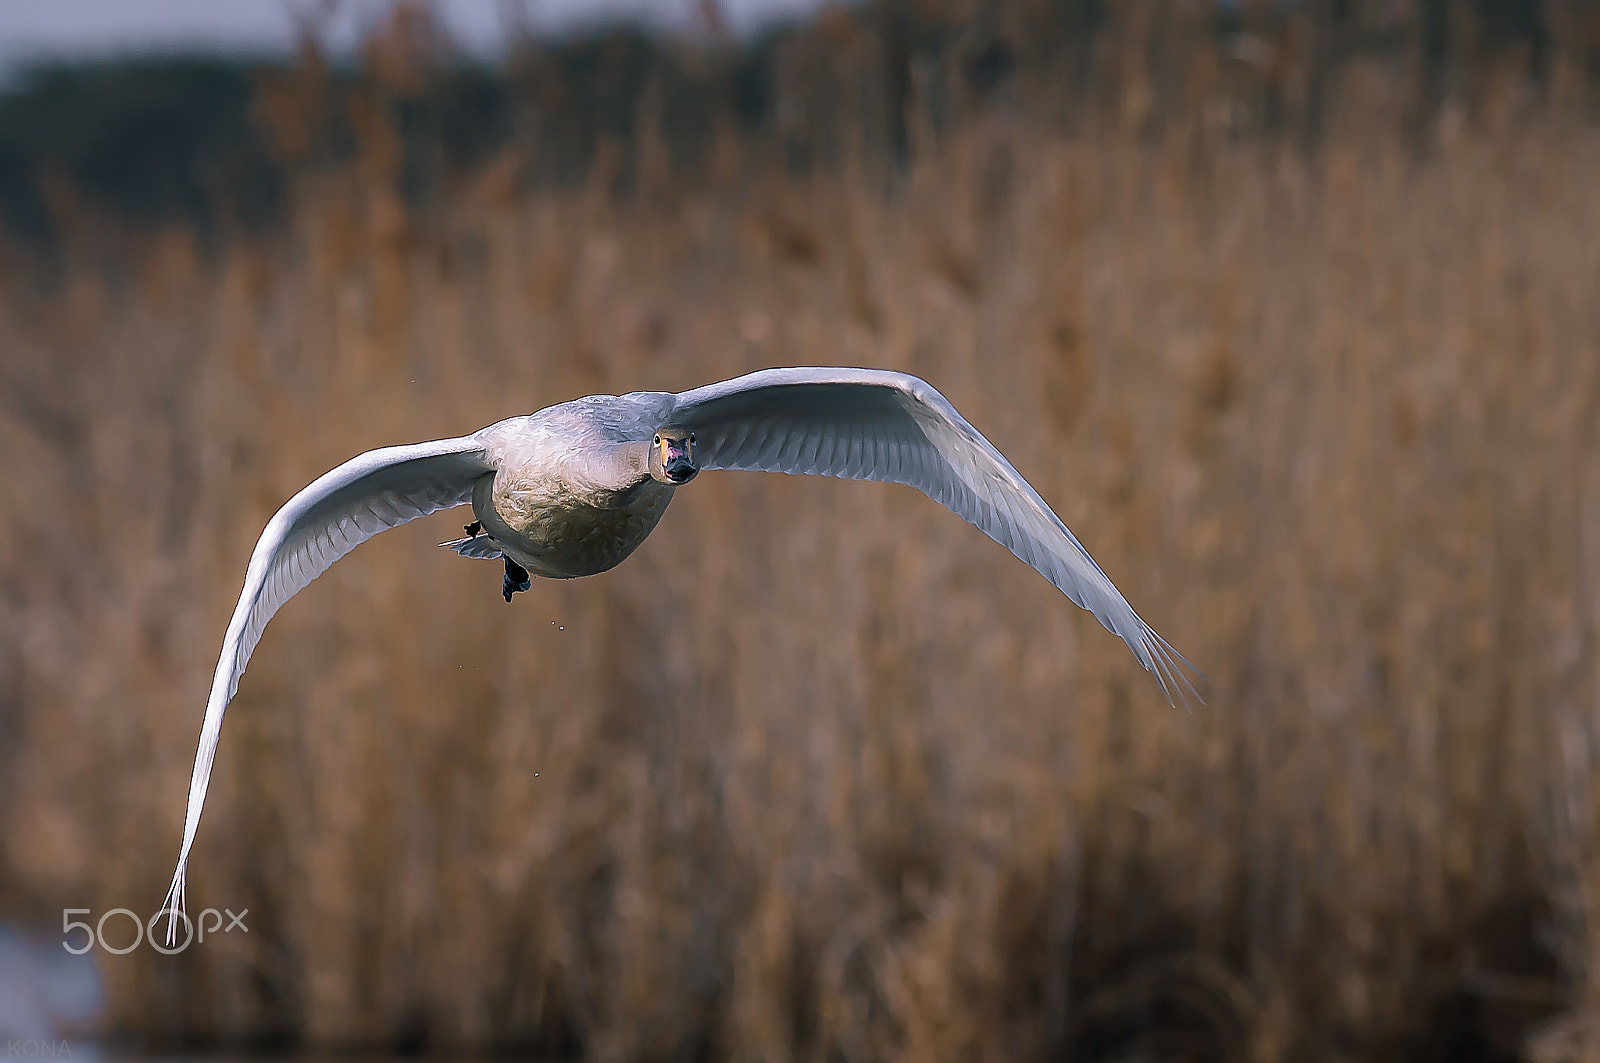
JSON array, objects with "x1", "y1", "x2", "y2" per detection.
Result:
[
  {"x1": 670, "y1": 367, "x2": 1198, "y2": 703},
  {"x1": 163, "y1": 435, "x2": 492, "y2": 940}
]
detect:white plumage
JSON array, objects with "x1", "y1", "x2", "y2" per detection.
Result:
[{"x1": 162, "y1": 366, "x2": 1197, "y2": 941}]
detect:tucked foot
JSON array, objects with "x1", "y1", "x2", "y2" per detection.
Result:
[
  {"x1": 503, "y1": 557, "x2": 531, "y2": 603},
  {"x1": 464, "y1": 520, "x2": 482, "y2": 537}
]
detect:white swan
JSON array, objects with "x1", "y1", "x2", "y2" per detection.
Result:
[{"x1": 161, "y1": 366, "x2": 1197, "y2": 938}]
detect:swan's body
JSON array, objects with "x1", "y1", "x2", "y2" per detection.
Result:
[
  {"x1": 161, "y1": 367, "x2": 1197, "y2": 939},
  {"x1": 471, "y1": 398, "x2": 680, "y2": 578}
]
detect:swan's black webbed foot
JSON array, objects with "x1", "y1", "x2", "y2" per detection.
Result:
[
  {"x1": 464, "y1": 520, "x2": 482, "y2": 537},
  {"x1": 503, "y1": 557, "x2": 531, "y2": 603}
]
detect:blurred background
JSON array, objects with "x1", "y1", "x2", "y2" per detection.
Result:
[{"x1": 1, "y1": 0, "x2": 1598, "y2": 1059}]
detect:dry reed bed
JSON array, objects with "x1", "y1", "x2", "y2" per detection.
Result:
[{"x1": 2, "y1": 111, "x2": 1599, "y2": 1060}]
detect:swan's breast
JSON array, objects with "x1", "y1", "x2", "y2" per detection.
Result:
[{"x1": 475, "y1": 467, "x2": 674, "y2": 579}]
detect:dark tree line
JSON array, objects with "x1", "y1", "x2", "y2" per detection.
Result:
[{"x1": 0, "y1": 0, "x2": 1589, "y2": 245}]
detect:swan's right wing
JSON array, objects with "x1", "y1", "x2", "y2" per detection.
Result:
[
  {"x1": 669, "y1": 367, "x2": 1199, "y2": 703},
  {"x1": 163, "y1": 436, "x2": 493, "y2": 939}
]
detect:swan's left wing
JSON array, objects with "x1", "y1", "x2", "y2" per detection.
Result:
[
  {"x1": 669, "y1": 367, "x2": 1198, "y2": 702},
  {"x1": 162, "y1": 436, "x2": 493, "y2": 939}
]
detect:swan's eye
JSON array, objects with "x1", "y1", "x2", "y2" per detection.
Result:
[{"x1": 653, "y1": 435, "x2": 661, "y2": 445}]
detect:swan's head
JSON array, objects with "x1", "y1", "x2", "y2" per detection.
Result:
[{"x1": 649, "y1": 426, "x2": 698, "y2": 485}]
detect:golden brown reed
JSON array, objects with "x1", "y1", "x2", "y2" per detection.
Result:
[{"x1": 2, "y1": 33, "x2": 1600, "y2": 1063}]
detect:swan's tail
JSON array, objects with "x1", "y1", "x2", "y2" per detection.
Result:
[{"x1": 440, "y1": 534, "x2": 505, "y2": 560}]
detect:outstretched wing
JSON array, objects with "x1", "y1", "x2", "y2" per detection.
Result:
[
  {"x1": 163, "y1": 436, "x2": 493, "y2": 938},
  {"x1": 669, "y1": 367, "x2": 1198, "y2": 702}
]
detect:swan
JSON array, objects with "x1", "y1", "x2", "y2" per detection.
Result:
[{"x1": 161, "y1": 366, "x2": 1197, "y2": 939}]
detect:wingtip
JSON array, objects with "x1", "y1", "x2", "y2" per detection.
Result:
[
  {"x1": 160, "y1": 864, "x2": 188, "y2": 947},
  {"x1": 1138, "y1": 627, "x2": 1206, "y2": 709}
]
